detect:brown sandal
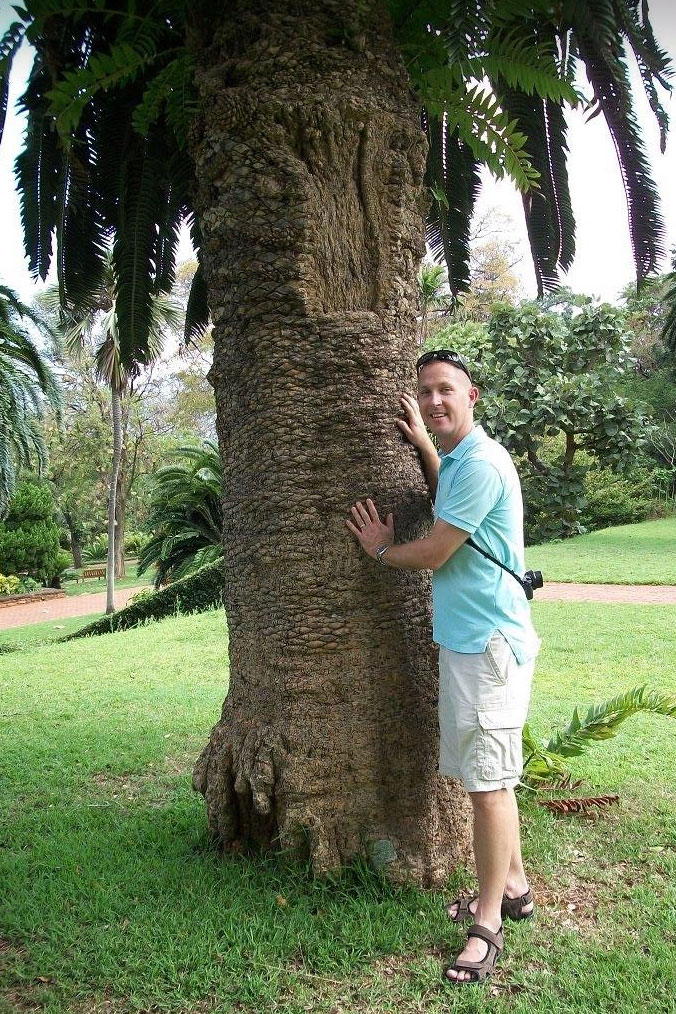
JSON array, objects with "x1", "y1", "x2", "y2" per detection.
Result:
[
  {"x1": 445, "y1": 888, "x2": 534, "y2": 924},
  {"x1": 444, "y1": 923, "x2": 504, "y2": 984},
  {"x1": 501, "y1": 887, "x2": 535, "y2": 921}
]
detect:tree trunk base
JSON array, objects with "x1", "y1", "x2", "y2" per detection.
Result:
[{"x1": 193, "y1": 644, "x2": 472, "y2": 886}]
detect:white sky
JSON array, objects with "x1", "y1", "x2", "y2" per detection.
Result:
[{"x1": 0, "y1": 0, "x2": 675, "y2": 305}]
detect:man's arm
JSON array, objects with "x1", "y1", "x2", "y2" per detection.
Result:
[
  {"x1": 397, "y1": 392, "x2": 439, "y2": 498},
  {"x1": 346, "y1": 498, "x2": 468, "y2": 571}
]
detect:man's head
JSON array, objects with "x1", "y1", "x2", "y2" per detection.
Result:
[{"x1": 416, "y1": 349, "x2": 478, "y2": 452}]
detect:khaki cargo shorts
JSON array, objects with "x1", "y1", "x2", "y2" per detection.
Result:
[{"x1": 438, "y1": 631, "x2": 535, "y2": 793}]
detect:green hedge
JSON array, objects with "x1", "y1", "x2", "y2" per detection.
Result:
[{"x1": 63, "y1": 558, "x2": 225, "y2": 639}]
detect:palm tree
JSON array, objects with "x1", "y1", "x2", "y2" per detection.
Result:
[
  {"x1": 1, "y1": 0, "x2": 672, "y2": 878},
  {"x1": 0, "y1": 285, "x2": 61, "y2": 517},
  {"x1": 45, "y1": 259, "x2": 181, "y2": 613},
  {"x1": 137, "y1": 441, "x2": 223, "y2": 588},
  {"x1": 417, "y1": 264, "x2": 452, "y2": 343}
]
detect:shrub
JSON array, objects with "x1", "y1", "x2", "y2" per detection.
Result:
[
  {"x1": 18, "y1": 576, "x2": 41, "y2": 593},
  {"x1": 64, "y1": 558, "x2": 225, "y2": 639},
  {"x1": 578, "y1": 464, "x2": 673, "y2": 531},
  {"x1": 124, "y1": 532, "x2": 149, "y2": 556},
  {"x1": 0, "y1": 574, "x2": 20, "y2": 596},
  {"x1": 83, "y1": 534, "x2": 108, "y2": 562},
  {"x1": 0, "y1": 480, "x2": 64, "y2": 582}
]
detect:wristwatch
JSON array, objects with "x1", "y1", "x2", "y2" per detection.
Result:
[{"x1": 376, "y1": 545, "x2": 391, "y2": 565}]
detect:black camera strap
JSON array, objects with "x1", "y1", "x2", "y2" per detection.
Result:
[{"x1": 465, "y1": 537, "x2": 529, "y2": 596}]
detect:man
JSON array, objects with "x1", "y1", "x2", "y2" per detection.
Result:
[{"x1": 346, "y1": 349, "x2": 539, "y2": 985}]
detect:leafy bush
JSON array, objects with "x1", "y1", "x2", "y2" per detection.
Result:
[
  {"x1": 83, "y1": 534, "x2": 108, "y2": 562},
  {"x1": 61, "y1": 568, "x2": 82, "y2": 583},
  {"x1": 18, "y1": 576, "x2": 41, "y2": 593},
  {"x1": 578, "y1": 464, "x2": 673, "y2": 532},
  {"x1": 63, "y1": 558, "x2": 225, "y2": 639},
  {"x1": 124, "y1": 531, "x2": 149, "y2": 556},
  {"x1": 0, "y1": 574, "x2": 20, "y2": 596},
  {"x1": 0, "y1": 480, "x2": 65, "y2": 582},
  {"x1": 431, "y1": 297, "x2": 656, "y2": 541}
]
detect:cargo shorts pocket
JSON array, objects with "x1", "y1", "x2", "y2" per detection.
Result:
[{"x1": 477, "y1": 708, "x2": 524, "y2": 781}]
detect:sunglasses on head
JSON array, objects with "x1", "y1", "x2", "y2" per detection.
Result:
[{"x1": 415, "y1": 349, "x2": 472, "y2": 382}]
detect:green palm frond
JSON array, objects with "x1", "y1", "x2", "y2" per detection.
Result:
[
  {"x1": 0, "y1": 284, "x2": 61, "y2": 516},
  {"x1": 498, "y1": 88, "x2": 574, "y2": 293},
  {"x1": 423, "y1": 112, "x2": 481, "y2": 297},
  {"x1": 0, "y1": 18, "x2": 26, "y2": 143},
  {"x1": 522, "y1": 685, "x2": 676, "y2": 786},
  {"x1": 570, "y1": 0, "x2": 669, "y2": 284},
  {"x1": 14, "y1": 62, "x2": 61, "y2": 281},
  {"x1": 137, "y1": 441, "x2": 223, "y2": 587},
  {"x1": 546, "y1": 685, "x2": 676, "y2": 757}
]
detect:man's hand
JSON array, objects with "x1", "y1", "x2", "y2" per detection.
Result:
[
  {"x1": 397, "y1": 392, "x2": 433, "y2": 450},
  {"x1": 346, "y1": 498, "x2": 394, "y2": 558}
]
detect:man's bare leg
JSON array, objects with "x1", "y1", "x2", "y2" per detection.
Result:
[
  {"x1": 503, "y1": 787, "x2": 533, "y2": 906},
  {"x1": 446, "y1": 786, "x2": 532, "y2": 922},
  {"x1": 447, "y1": 788, "x2": 517, "y2": 983}
]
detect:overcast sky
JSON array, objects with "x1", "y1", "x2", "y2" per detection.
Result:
[{"x1": 0, "y1": 0, "x2": 675, "y2": 306}]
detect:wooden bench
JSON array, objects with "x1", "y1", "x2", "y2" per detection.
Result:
[{"x1": 82, "y1": 566, "x2": 107, "y2": 580}]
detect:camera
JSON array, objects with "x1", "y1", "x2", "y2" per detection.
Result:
[{"x1": 522, "y1": 569, "x2": 544, "y2": 600}]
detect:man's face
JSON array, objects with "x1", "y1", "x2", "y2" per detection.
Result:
[{"x1": 416, "y1": 361, "x2": 478, "y2": 450}]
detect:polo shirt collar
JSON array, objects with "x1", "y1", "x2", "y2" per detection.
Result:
[{"x1": 443, "y1": 424, "x2": 485, "y2": 462}]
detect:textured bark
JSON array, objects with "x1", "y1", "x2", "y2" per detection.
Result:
[
  {"x1": 191, "y1": 0, "x2": 471, "y2": 884},
  {"x1": 106, "y1": 383, "x2": 122, "y2": 614},
  {"x1": 114, "y1": 457, "x2": 127, "y2": 580}
]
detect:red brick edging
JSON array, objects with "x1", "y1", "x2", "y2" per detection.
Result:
[{"x1": 0, "y1": 589, "x2": 67, "y2": 610}]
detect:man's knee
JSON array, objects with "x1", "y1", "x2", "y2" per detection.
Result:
[{"x1": 468, "y1": 788, "x2": 509, "y2": 813}]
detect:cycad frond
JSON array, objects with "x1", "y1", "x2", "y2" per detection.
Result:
[
  {"x1": 570, "y1": 0, "x2": 669, "y2": 284},
  {"x1": 498, "y1": 88, "x2": 574, "y2": 293},
  {"x1": 137, "y1": 441, "x2": 223, "y2": 586},
  {"x1": 546, "y1": 685, "x2": 676, "y2": 757},
  {"x1": 184, "y1": 215, "x2": 210, "y2": 344},
  {"x1": 423, "y1": 111, "x2": 481, "y2": 297},
  {"x1": 0, "y1": 18, "x2": 26, "y2": 143}
]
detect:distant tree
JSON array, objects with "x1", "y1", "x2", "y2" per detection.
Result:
[
  {"x1": 430, "y1": 297, "x2": 656, "y2": 540},
  {"x1": 0, "y1": 285, "x2": 61, "y2": 517},
  {"x1": 622, "y1": 269, "x2": 676, "y2": 492},
  {"x1": 45, "y1": 258, "x2": 181, "y2": 612},
  {"x1": 0, "y1": 478, "x2": 68, "y2": 584}
]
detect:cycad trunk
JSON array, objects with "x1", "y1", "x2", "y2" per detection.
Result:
[
  {"x1": 106, "y1": 383, "x2": 123, "y2": 614},
  {"x1": 191, "y1": 0, "x2": 471, "y2": 883}
]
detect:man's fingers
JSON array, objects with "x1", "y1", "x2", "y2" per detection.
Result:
[
  {"x1": 346, "y1": 519, "x2": 363, "y2": 538},
  {"x1": 365, "y1": 498, "x2": 381, "y2": 523},
  {"x1": 386, "y1": 512, "x2": 394, "y2": 536},
  {"x1": 353, "y1": 501, "x2": 370, "y2": 524},
  {"x1": 397, "y1": 418, "x2": 412, "y2": 436}
]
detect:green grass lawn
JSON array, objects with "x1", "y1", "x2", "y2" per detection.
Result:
[
  {"x1": 526, "y1": 516, "x2": 676, "y2": 584},
  {"x1": 63, "y1": 572, "x2": 151, "y2": 597},
  {"x1": 1, "y1": 605, "x2": 675, "y2": 1014}
]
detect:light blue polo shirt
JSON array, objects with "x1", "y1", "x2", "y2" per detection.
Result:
[{"x1": 432, "y1": 425, "x2": 539, "y2": 664}]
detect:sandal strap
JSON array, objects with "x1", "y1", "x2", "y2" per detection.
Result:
[
  {"x1": 445, "y1": 895, "x2": 477, "y2": 922},
  {"x1": 466, "y1": 923, "x2": 504, "y2": 950}
]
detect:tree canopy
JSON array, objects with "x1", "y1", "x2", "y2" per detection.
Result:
[{"x1": 0, "y1": 0, "x2": 671, "y2": 358}]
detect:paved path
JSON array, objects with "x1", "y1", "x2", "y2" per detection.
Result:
[
  {"x1": 539, "y1": 582, "x2": 676, "y2": 604},
  {"x1": 0, "y1": 587, "x2": 145, "y2": 630}
]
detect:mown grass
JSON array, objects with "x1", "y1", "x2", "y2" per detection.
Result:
[
  {"x1": 63, "y1": 573, "x2": 151, "y2": 598},
  {"x1": 1, "y1": 604, "x2": 675, "y2": 1014},
  {"x1": 525, "y1": 516, "x2": 676, "y2": 584}
]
